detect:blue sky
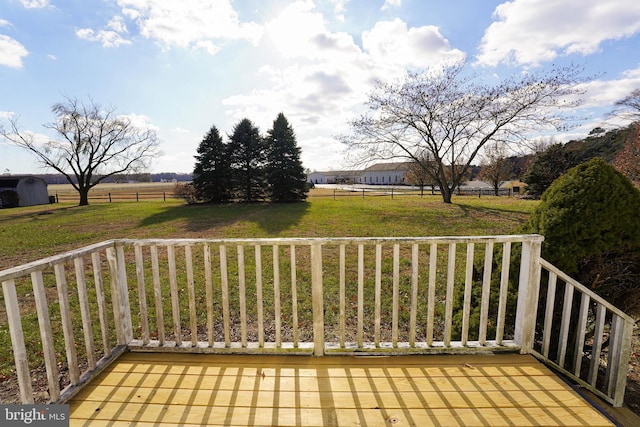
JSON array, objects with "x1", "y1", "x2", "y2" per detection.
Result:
[{"x1": 1, "y1": 0, "x2": 640, "y2": 174}]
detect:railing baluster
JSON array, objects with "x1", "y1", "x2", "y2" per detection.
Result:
[
  {"x1": 541, "y1": 271, "x2": 557, "y2": 358},
  {"x1": 74, "y1": 257, "x2": 96, "y2": 369},
  {"x1": 588, "y1": 303, "x2": 606, "y2": 386},
  {"x1": 495, "y1": 242, "x2": 511, "y2": 345},
  {"x1": 185, "y1": 245, "x2": 197, "y2": 346},
  {"x1": 238, "y1": 245, "x2": 247, "y2": 347},
  {"x1": 167, "y1": 245, "x2": 181, "y2": 346},
  {"x1": 273, "y1": 245, "x2": 282, "y2": 348},
  {"x1": 134, "y1": 246, "x2": 150, "y2": 345},
  {"x1": 150, "y1": 245, "x2": 165, "y2": 346},
  {"x1": 219, "y1": 245, "x2": 231, "y2": 347},
  {"x1": 3, "y1": 279, "x2": 34, "y2": 403},
  {"x1": 557, "y1": 282, "x2": 574, "y2": 367},
  {"x1": 392, "y1": 244, "x2": 400, "y2": 348},
  {"x1": 462, "y1": 243, "x2": 474, "y2": 346},
  {"x1": 605, "y1": 315, "x2": 623, "y2": 397},
  {"x1": 479, "y1": 242, "x2": 494, "y2": 345},
  {"x1": 31, "y1": 271, "x2": 60, "y2": 401},
  {"x1": 573, "y1": 292, "x2": 590, "y2": 376},
  {"x1": 255, "y1": 245, "x2": 264, "y2": 347},
  {"x1": 444, "y1": 243, "x2": 456, "y2": 347},
  {"x1": 409, "y1": 244, "x2": 419, "y2": 347},
  {"x1": 357, "y1": 244, "x2": 364, "y2": 347},
  {"x1": 374, "y1": 244, "x2": 382, "y2": 347},
  {"x1": 339, "y1": 244, "x2": 346, "y2": 348},
  {"x1": 204, "y1": 244, "x2": 214, "y2": 346},
  {"x1": 311, "y1": 244, "x2": 324, "y2": 356},
  {"x1": 91, "y1": 251, "x2": 111, "y2": 355},
  {"x1": 290, "y1": 245, "x2": 299, "y2": 348},
  {"x1": 54, "y1": 263, "x2": 80, "y2": 385},
  {"x1": 427, "y1": 243, "x2": 437, "y2": 346}
]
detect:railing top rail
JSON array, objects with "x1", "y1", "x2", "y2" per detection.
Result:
[
  {"x1": 540, "y1": 258, "x2": 635, "y2": 323},
  {"x1": 117, "y1": 234, "x2": 545, "y2": 247},
  {"x1": 0, "y1": 240, "x2": 117, "y2": 282}
]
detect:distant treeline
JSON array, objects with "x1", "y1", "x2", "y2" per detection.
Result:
[{"x1": 34, "y1": 172, "x2": 193, "y2": 185}]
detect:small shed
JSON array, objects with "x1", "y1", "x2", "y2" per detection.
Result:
[{"x1": 0, "y1": 175, "x2": 49, "y2": 208}]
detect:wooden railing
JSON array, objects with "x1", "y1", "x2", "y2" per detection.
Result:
[{"x1": 0, "y1": 235, "x2": 633, "y2": 407}]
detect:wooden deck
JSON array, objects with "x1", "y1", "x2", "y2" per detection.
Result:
[{"x1": 68, "y1": 353, "x2": 614, "y2": 426}]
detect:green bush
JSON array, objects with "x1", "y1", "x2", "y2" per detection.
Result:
[{"x1": 523, "y1": 157, "x2": 640, "y2": 313}]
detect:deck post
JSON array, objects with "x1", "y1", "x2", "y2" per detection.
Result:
[
  {"x1": 514, "y1": 237, "x2": 542, "y2": 353},
  {"x1": 311, "y1": 244, "x2": 325, "y2": 356}
]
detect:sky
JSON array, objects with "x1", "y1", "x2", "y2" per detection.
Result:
[{"x1": 1, "y1": 0, "x2": 640, "y2": 174}]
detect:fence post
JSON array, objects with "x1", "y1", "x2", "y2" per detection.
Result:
[
  {"x1": 311, "y1": 244, "x2": 325, "y2": 356},
  {"x1": 108, "y1": 192, "x2": 112, "y2": 203},
  {"x1": 136, "y1": 192, "x2": 139, "y2": 202},
  {"x1": 514, "y1": 236, "x2": 543, "y2": 353}
]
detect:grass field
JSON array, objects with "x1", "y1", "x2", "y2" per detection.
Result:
[{"x1": 0, "y1": 187, "x2": 537, "y2": 269}]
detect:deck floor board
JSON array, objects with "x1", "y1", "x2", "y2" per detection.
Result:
[{"x1": 68, "y1": 353, "x2": 614, "y2": 426}]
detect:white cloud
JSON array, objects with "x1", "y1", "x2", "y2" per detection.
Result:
[
  {"x1": 106, "y1": 16, "x2": 128, "y2": 34},
  {"x1": 19, "y1": 0, "x2": 49, "y2": 8},
  {"x1": 363, "y1": 19, "x2": 465, "y2": 68},
  {"x1": 76, "y1": 28, "x2": 131, "y2": 48},
  {"x1": 381, "y1": 0, "x2": 401, "y2": 11},
  {"x1": 477, "y1": 0, "x2": 640, "y2": 67},
  {"x1": 116, "y1": 0, "x2": 263, "y2": 52},
  {"x1": 0, "y1": 19, "x2": 11, "y2": 27},
  {"x1": 47, "y1": 54, "x2": 57, "y2": 60},
  {"x1": 0, "y1": 34, "x2": 28, "y2": 68}
]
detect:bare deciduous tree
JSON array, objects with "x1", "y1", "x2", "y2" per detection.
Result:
[
  {"x1": 1, "y1": 97, "x2": 160, "y2": 205},
  {"x1": 341, "y1": 60, "x2": 588, "y2": 203},
  {"x1": 611, "y1": 88, "x2": 640, "y2": 123},
  {"x1": 479, "y1": 142, "x2": 512, "y2": 196}
]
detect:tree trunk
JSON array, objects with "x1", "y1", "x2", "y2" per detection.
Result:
[
  {"x1": 79, "y1": 188, "x2": 90, "y2": 206},
  {"x1": 441, "y1": 185, "x2": 453, "y2": 203}
]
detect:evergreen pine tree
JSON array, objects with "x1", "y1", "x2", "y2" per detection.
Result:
[
  {"x1": 228, "y1": 118, "x2": 265, "y2": 202},
  {"x1": 192, "y1": 125, "x2": 231, "y2": 203},
  {"x1": 265, "y1": 113, "x2": 308, "y2": 202}
]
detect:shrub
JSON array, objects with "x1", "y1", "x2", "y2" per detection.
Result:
[
  {"x1": 173, "y1": 182, "x2": 198, "y2": 205},
  {"x1": 523, "y1": 157, "x2": 640, "y2": 313}
]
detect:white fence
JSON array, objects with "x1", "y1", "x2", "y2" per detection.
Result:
[{"x1": 0, "y1": 235, "x2": 633, "y2": 407}]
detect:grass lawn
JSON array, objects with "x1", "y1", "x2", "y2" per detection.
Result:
[{"x1": 0, "y1": 191, "x2": 537, "y2": 270}]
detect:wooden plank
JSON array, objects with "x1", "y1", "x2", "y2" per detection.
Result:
[
  {"x1": 2, "y1": 279, "x2": 34, "y2": 403},
  {"x1": 69, "y1": 353, "x2": 614, "y2": 427},
  {"x1": 542, "y1": 270, "x2": 557, "y2": 358},
  {"x1": 495, "y1": 241, "x2": 511, "y2": 344},
  {"x1": 374, "y1": 244, "x2": 382, "y2": 347},
  {"x1": 237, "y1": 245, "x2": 247, "y2": 347},
  {"x1": 167, "y1": 245, "x2": 182, "y2": 346},
  {"x1": 273, "y1": 245, "x2": 282, "y2": 348},
  {"x1": 150, "y1": 245, "x2": 165, "y2": 346},
  {"x1": 462, "y1": 243, "x2": 474, "y2": 346},
  {"x1": 185, "y1": 245, "x2": 198, "y2": 346},
  {"x1": 409, "y1": 244, "x2": 418, "y2": 347},
  {"x1": 134, "y1": 246, "x2": 150, "y2": 345},
  {"x1": 31, "y1": 271, "x2": 60, "y2": 401},
  {"x1": 588, "y1": 303, "x2": 606, "y2": 386},
  {"x1": 357, "y1": 244, "x2": 364, "y2": 347},
  {"x1": 444, "y1": 243, "x2": 456, "y2": 347},
  {"x1": 219, "y1": 245, "x2": 231, "y2": 347},
  {"x1": 55, "y1": 263, "x2": 80, "y2": 385},
  {"x1": 339, "y1": 244, "x2": 346, "y2": 348},
  {"x1": 479, "y1": 242, "x2": 494, "y2": 345},
  {"x1": 255, "y1": 245, "x2": 264, "y2": 347},
  {"x1": 290, "y1": 245, "x2": 299, "y2": 347},
  {"x1": 573, "y1": 292, "x2": 590, "y2": 376},
  {"x1": 557, "y1": 281, "x2": 574, "y2": 367},
  {"x1": 91, "y1": 251, "x2": 111, "y2": 356},
  {"x1": 427, "y1": 243, "x2": 437, "y2": 346},
  {"x1": 391, "y1": 244, "x2": 399, "y2": 347},
  {"x1": 310, "y1": 244, "x2": 324, "y2": 356},
  {"x1": 204, "y1": 244, "x2": 214, "y2": 346},
  {"x1": 74, "y1": 257, "x2": 97, "y2": 369}
]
